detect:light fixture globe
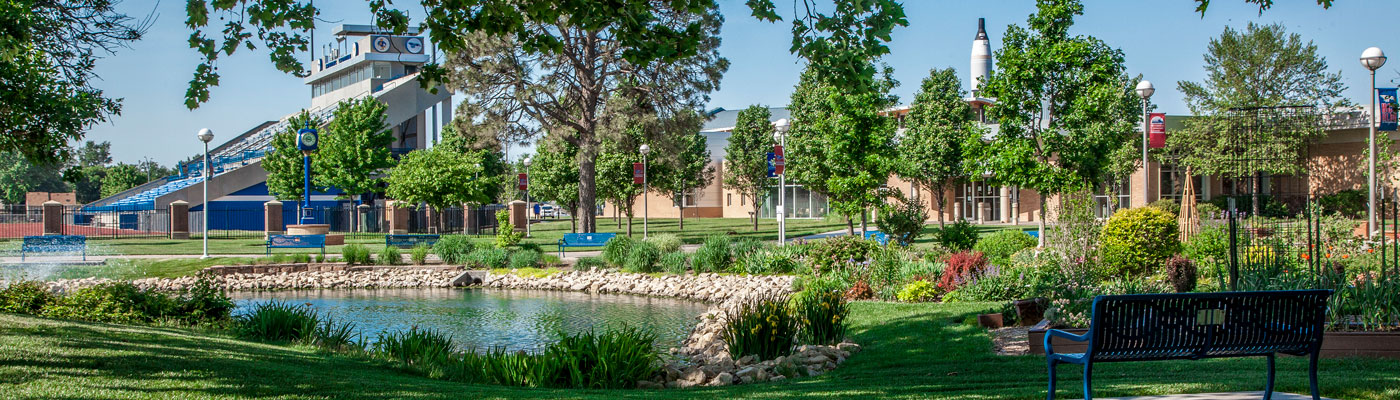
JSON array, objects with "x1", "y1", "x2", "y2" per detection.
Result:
[
  {"x1": 523, "y1": 155, "x2": 531, "y2": 166},
  {"x1": 1362, "y1": 47, "x2": 1387, "y2": 71},
  {"x1": 639, "y1": 144, "x2": 650, "y2": 155},
  {"x1": 197, "y1": 128, "x2": 215, "y2": 143},
  {"x1": 1135, "y1": 80, "x2": 1155, "y2": 100},
  {"x1": 774, "y1": 118, "x2": 791, "y2": 133}
]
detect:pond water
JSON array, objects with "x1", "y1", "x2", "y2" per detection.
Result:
[{"x1": 230, "y1": 288, "x2": 709, "y2": 353}]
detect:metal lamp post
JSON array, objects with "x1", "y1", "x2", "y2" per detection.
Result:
[
  {"x1": 774, "y1": 118, "x2": 791, "y2": 246},
  {"x1": 640, "y1": 144, "x2": 650, "y2": 239},
  {"x1": 523, "y1": 156, "x2": 532, "y2": 238},
  {"x1": 296, "y1": 124, "x2": 319, "y2": 224},
  {"x1": 1135, "y1": 80, "x2": 1155, "y2": 207},
  {"x1": 1363, "y1": 47, "x2": 1388, "y2": 236},
  {"x1": 197, "y1": 128, "x2": 215, "y2": 259}
]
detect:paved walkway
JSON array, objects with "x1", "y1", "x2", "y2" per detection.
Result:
[{"x1": 1098, "y1": 392, "x2": 1328, "y2": 400}]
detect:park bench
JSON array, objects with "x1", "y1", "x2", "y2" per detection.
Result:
[
  {"x1": 863, "y1": 230, "x2": 890, "y2": 246},
  {"x1": 557, "y1": 232, "x2": 618, "y2": 257},
  {"x1": 1044, "y1": 290, "x2": 1331, "y2": 400},
  {"x1": 266, "y1": 234, "x2": 326, "y2": 257},
  {"x1": 21, "y1": 235, "x2": 87, "y2": 261},
  {"x1": 385, "y1": 234, "x2": 439, "y2": 248}
]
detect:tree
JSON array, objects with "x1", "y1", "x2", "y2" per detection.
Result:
[
  {"x1": 440, "y1": 117, "x2": 510, "y2": 206},
  {"x1": 72, "y1": 141, "x2": 112, "y2": 168},
  {"x1": 723, "y1": 105, "x2": 776, "y2": 231},
  {"x1": 100, "y1": 163, "x2": 146, "y2": 198},
  {"x1": 66, "y1": 140, "x2": 114, "y2": 203},
  {"x1": 899, "y1": 68, "x2": 978, "y2": 227},
  {"x1": 809, "y1": 89, "x2": 897, "y2": 235},
  {"x1": 2, "y1": 0, "x2": 146, "y2": 164},
  {"x1": 316, "y1": 98, "x2": 395, "y2": 200},
  {"x1": 973, "y1": 0, "x2": 1141, "y2": 245},
  {"x1": 529, "y1": 137, "x2": 581, "y2": 232},
  {"x1": 262, "y1": 111, "x2": 319, "y2": 201},
  {"x1": 596, "y1": 124, "x2": 646, "y2": 236},
  {"x1": 0, "y1": 151, "x2": 69, "y2": 205},
  {"x1": 1194, "y1": 0, "x2": 1333, "y2": 15},
  {"x1": 748, "y1": 0, "x2": 908, "y2": 95},
  {"x1": 384, "y1": 147, "x2": 500, "y2": 210},
  {"x1": 649, "y1": 110, "x2": 713, "y2": 230}
]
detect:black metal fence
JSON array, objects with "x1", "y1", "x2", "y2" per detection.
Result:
[
  {"x1": 0, "y1": 205, "x2": 171, "y2": 239},
  {"x1": 190, "y1": 204, "x2": 503, "y2": 239}
]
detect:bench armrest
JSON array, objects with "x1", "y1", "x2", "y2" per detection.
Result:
[{"x1": 1044, "y1": 328, "x2": 1088, "y2": 355}]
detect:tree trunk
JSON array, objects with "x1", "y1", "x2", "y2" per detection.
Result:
[
  {"x1": 579, "y1": 150, "x2": 599, "y2": 233},
  {"x1": 1037, "y1": 195, "x2": 1047, "y2": 248},
  {"x1": 846, "y1": 215, "x2": 854, "y2": 235},
  {"x1": 860, "y1": 208, "x2": 868, "y2": 236},
  {"x1": 934, "y1": 186, "x2": 947, "y2": 228},
  {"x1": 626, "y1": 207, "x2": 634, "y2": 237},
  {"x1": 1251, "y1": 172, "x2": 1262, "y2": 216},
  {"x1": 616, "y1": 203, "x2": 622, "y2": 229},
  {"x1": 678, "y1": 203, "x2": 685, "y2": 230},
  {"x1": 751, "y1": 194, "x2": 760, "y2": 231}
]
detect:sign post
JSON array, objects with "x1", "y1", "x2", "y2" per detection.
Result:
[{"x1": 774, "y1": 144, "x2": 786, "y2": 246}]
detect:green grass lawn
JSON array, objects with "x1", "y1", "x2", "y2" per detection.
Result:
[
  {"x1": 2, "y1": 301, "x2": 1396, "y2": 399},
  {"x1": 0, "y1": 257, "x2": 257, "y2": 281}
]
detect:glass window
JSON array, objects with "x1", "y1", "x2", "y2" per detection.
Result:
[{"x1": 373, "y1": 62, "x2": 392, "y2": 79}]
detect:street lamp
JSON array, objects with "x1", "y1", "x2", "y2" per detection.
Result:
[
  {"x1": 774, "y1": 118, "x2": 791, "y2": 246},
  {"x1": 196, "y1": 128, "x2": 215, "y2": 259},
  {"x1": 523, "y1": 156, "x2": 532, "y2": 238},
  {"x1": 1135, "y1": 80, "x2": 1155, "y2": 206},
  {"x1": 640, "y1": 144, "x2": 650, "y2": 239},
  {"x1": 1363, "y1": 46, "x2": 1387, "y2": 236}
]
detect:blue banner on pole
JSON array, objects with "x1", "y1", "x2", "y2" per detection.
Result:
[
  {"x1": 1379, "y1": 88, "x2": 1398, "y2": 131},
  {"x1": 766, "y1": 152, "x2": 777, "y2": 178}
]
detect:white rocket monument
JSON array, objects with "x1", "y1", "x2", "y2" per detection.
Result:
[{"x1": 970, "y1": 18, "x2": 992, "y2": 95}]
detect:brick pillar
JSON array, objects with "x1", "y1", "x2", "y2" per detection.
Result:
[
  {"x1": 388, "y1": 200, "x2": 409, "y2": 234},
  {"x1": 509, "y1": 200, "x2": 527, "y2": 233},
  {"x1": 170, "y1": 201, "x2": 190, "y2": 239},
  {"x1": 265, "y1": 200, "x2": 283, "y2": 238},
  {"x1": 42, "y1": 201, "x2": 63, "y2": 235}
]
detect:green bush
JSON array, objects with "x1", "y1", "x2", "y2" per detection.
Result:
[
  {"x1": 876, "y1": 191, "x2": 928, "y2": 246},
  {"x1": 315, "y1": 253, "x2": 325, "y2": 263},
  {"x1": 738, "y1": 246, "x2": 801, "y2": 275},
  {"x1": 342, "y1": 244, "x2": 372, "y2": 265},
  {"x1": 574, "y1": 257, "x2": 605, "y2": 272},
  {"x1": 933, "y1": 220, "x2": 979, "y2": 251},
  {"x1": 378, "y1": 245, "x2": 403, "y2": 265},
  {"x1": 542, "y1": 327, "x2": 659, "y2": 388},
  {"x1": 806, "y1": 235, "x2": 878, "y2": 275},
  {"x1": 175, "y1": 275, "x2": 234, "y2": 323},
  {"x1": 1184, "y1": 224, "x2": 1229, "y2": 286},
  {"x1": 721, "y1": 293, "x2": 798, "y2": 361},
  {"x1": 508, "y1": 250, "x2": 542, "y2": 269},
  {"x1": 0, "y1": 281, "x2": 54, "y2": 314},
  {"x1": 1147, "y1": 199, "x2": 1181, "y2": 216},
  {"x1": 644, "y1": 234, "x2": 682, "y2": 253},
  {"x1": 660, "y1": 251, "x2": 689, "y2": 275},
  {"x1": 293, "y1": 253, "x2": 311, "y2": 264},
  {"x1": 895, "y1": 280, "x2": 939, "y2": 302},
  {"x1": 374, "y1": 326, "x2": 456, "y2": 367},
  {"x1": 466, "y1": 248, "x2": 510, "y2": 269},
  {"x1": 233, "y1": 301, "x2": 322, "y2": 342},
  {"x1": 792, "y1": 283, "x2": 849, "y2": 345},
  {"x1": 1196, "y1": 203, "x2": 1223, "y2": 219},
  {"x1": 410, "y1": 245, "x2": 430, "y2": 265},
  {"x1": 1099, "y1": 207, "x2": 1180, "y2": 277},
  {"x1": 691, "y1": 235, "x2": 733, "y2": 273},
  {"x1": 434, "y1": 235, "x2": 476, "y2": 264},
  {"x1": 494, "y1": 210, "x2": 524, "y2": 248},
  {"x1": 1318, "y1": 189, "x2": 1365, "y2": 218},
  {"x1": 622, "y1": 241, "x2": 661, "y2": 273},
  {"x1": 601, "y1": 236, "x2": 636, "y2": 267},
  {"x1": 973, "y1": 230, "x2": 1037, "y2": 266},
  {"x1": 41, "y1": 282, "x2": 176, "y2": 324},
  {"x1": 898, "y1": 260, "x2": 942, "y2": 283}
]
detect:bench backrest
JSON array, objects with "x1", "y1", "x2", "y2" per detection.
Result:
[
  {"x1": 267, "y1": 234, "x2": 327, "y2": 248},
  {"x1": 561, "y1": 232, "x2": 617, "y2": 245},
  {"x1": 22, "y1": 235, "x2": 86, "y2": 251},
  {"x1": 1088, "y1": 290, "x2": 1330, "y2": 361},
  {"x1": 386, "y1": 234, "x2": 439, "y2": 247}
]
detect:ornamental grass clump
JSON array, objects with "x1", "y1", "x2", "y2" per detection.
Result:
[
  {"x1": 466, "y1": 248, "x2": 510, "y2": 269},
  {"x1": 233, "y1": 301, "x2": 323, "y2": 342},
  {"x1": 792, "y1": 281, "x2": 849, "y2": 345},
  {"x1": 542, "y1": 327, "x2": 659, "y2": 389},
  {"x1": 378, "y1": 245, "x2": 403, "y2": 265},
  {"x1": 374, "y1": 326, "x2": 457, "y2": 367},
  {"x1": 692, "y1": 234, "x2": 733, "y2": 273},
  {"x1": 508, "y1": 249, "x2": 542, "y2": 269},
  {"x1": 433, "y1": 235, "x2": 475, "y2": 264},
  {"x1": 623, "y1": 241, "x2": 661, "y2": 273},
  {"x1": 601, "y1": 236, "x2": 635, "y2": 267},
  {"x1": 721, "y1": 293, "x2": 799, "y2": 361},
  {"x1": 643, "y1": 233, "x2": 682, "y2": 253},
  {"x1": 410, "y1": 244, "x2": 430, "y2": 265},
  {"x1": 574, "y1": 256, "x2": 605, "y2": 272},
  {"x1": 660, "y1": 251, "x2": 689, "y2": 275}
]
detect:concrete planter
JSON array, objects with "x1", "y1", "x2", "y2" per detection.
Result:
[{"x1": 1028, "y1": 320, "x2": 1400, "y2": 359}]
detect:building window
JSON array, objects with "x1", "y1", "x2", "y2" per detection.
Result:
[
  {"x1": 740, "y1": 195, "x2": 745, "y2": 206},
  {"x1": 956, "y1": 181, "x2": 1003, "y2": 222},
  {"x1": 726, "y1": 193, "x2": 732, "y2": 206},
  {"x1": 1093, "y1": 179, "x2": 1130, "y2": 218}
]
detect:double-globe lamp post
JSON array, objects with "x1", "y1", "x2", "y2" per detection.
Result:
[
  {"x1": 1135, "y1": 80, "x2": 1155, "y2": 206},
  {"x1": 774, "y1": 118, "x2": 790, "y2": 246},
  {"x1": 523, "y1": 156, "x2": 532, "y2": 238},
  {"x1": 640, "y1": 144, "x2": 650, "y2": 239},
  {"x1": 1363, "y1": 47, "x2": 1387, "y2": 236},
  {"x1": 196, "y1": 128, "x2": 215, "y2": 259}
]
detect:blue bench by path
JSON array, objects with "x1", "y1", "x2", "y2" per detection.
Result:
[
  {"x1": 266, "y1": 234, "x2": 326, "y2": 256},
  {"x1": 21, "y1": 235, "x2": 86, "y2": 261},
  {"x1": 558, "y1": 233, "x2": 618, "y2": 257},
  {"x1": 1045, "y1": 290, "x2": 1331, "y2": 400},
  {"x1": 862, "y1": 230, "x2": 889, "y2": 246},
  {"x1": 386, "y1": 234, "x2": 440, "y2": 248}
]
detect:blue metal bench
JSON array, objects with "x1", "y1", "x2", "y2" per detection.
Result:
[
  {"x1": 558, "y1": 232, "x2": 618, "y2": 257},
  {"x1": 862, "y1": 230, "x2": 890, "y2": 246},
  {"x1": 21, "y1": 235, "x2": 86, "y2": 261},
  {"x1": 1045, "y1": 290, "x2": 1331, "y2": 400},
  {"x1": 386, "y1": 234, "x2": 440, "y2": 248},
  {"x1": 266, "y1": 234, "x2": 326, "y2": 256}
]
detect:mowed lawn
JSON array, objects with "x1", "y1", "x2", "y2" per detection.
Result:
[{"x1": 2, "y1": 301, "x2": 1397, "y2": 400}]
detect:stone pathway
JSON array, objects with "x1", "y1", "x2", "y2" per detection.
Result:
[{"x1": 1097, "y1": 392, "x2": 1328, "y2": 400}]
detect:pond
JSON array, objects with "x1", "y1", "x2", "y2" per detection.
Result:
[{"x1": 230, "y1": 288, "x2": 710, "y2": 353}]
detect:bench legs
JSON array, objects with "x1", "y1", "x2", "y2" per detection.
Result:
[
  {"x1": 1265, "y1": 353, "x2": 1276, "y2": 400},
  {"x1": 1308, "y1": 352, "x2": 1320, "y2": 400},
  {"x1": 1046, "y1": 359, "x2": 1057, "y2": 400},
  {"x1": 1082, "y1": 363, "x2": 1093, "y2": 400}
]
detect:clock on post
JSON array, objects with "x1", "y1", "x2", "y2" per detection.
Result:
[{"x1": 297, "y1": 126, "x2": 319, "y2": 153}]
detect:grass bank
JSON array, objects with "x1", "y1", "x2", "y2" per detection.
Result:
[{"x1": 2, "y1": 301, "x2": 1397, "y2": 399}]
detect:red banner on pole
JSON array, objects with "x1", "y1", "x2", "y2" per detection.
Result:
[
  {"x1": 1148, "y1": 113, "x2": 1167, "y2": 149},
  {"x1": 517, "y1": 173, "x2": 528, "y2": 191},
  {"x1": 773, "y1": 144, "x2": 786, "y2": 175},
  {"x1": 633, "y1": 162, "x2": 645, "y2": 184}
]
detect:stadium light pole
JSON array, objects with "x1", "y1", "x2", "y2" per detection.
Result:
[
  {"x1": 774, "y1": 118, "x2": 790, "y2": 246},
  {"x1": 640, "y1": 144, "x2": 650, "y2": 239},
  {"x1": 1363, "y1": 47, "x2": 1387, "y2": 236},
  {"x1": 197, "y1": 128, "x2": 215, "y2": 259},
  {"x1": 1135, "y1": 80, "x2": 1155, "y2": 207}
]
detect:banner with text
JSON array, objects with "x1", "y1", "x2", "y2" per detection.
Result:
[
  {"x1": 1379, "y1": 88, "x2": 1398, "y2": 131},
  {"x1": 1148, "y1": 112, "x2": 1167, "y2": 149}
]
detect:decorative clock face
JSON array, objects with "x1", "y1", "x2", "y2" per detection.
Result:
[
  {"x1": 297, "y1": 128, "x2": 319, "y2": 152},
  {"x1": 300, "y1": 132, "x2": 317, "y2": 147}
]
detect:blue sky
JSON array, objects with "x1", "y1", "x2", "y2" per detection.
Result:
[{"x1": 88, "y1": 0, "x2": 1400, "y2": 166}]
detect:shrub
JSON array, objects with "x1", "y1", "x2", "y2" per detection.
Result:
[
  {"x1": 1147, "y1": 199, "x2": 1181, "y2": 216},
  {"x1": 943, "y1": 266, "x2": 1033, "y2": 302},
  {"x1": 738, "y1": 247, "x2": 800, "y2": 275},
  {"x1": 374, "y1": 326, "x2": 456, "y2": 367},
  {"x1": 938, "y1": 251, "x2": 987, "y2": 292},
  {"x1": 342, "y1": 244, "x2": 372, "y2": 265},
  {"x1": 466, "y1": 248, "x2": 510, "y2": 269},
  {"x1": 792, "y1": 283, "x2": 849, "y2": 345},
  {"x1": 494, "y1": 210, "x2": 524, "y2": 248},
  {"x1": 1099, "y1": 207, "x2": 1180, "y2": 278},
  {"x1": 844, "y1": 280, "x2": 874, "y2": 300},
  {"x1": 410, "y1": 245, "x2": 430, "y2": 265},
  {"x1": 1164, "y1": 255, "x2": 1197, "y2": 293},
  {"x1": 1196, "y1": 203, "x2": 1223, "y2": 219},
  {"x1": 898, "y1": 260, "x2": 942, "y2": 283},
  {"x1": 293, "y1": 253, "x2": 311, "y2": 264},
  {"x1": 543, "y1": 327, "x2": 660, "y2": 389},
  {"x1": 895, "y1": 280, "x2": 939, "y2": 302},
  {"x1": 876, "y1": 191, "x2": 928, "y2": 246},
  {"x1": 644, "y1": 234, "x2": 682, "y2": 253},
  {"x1": 622, "y1": 241, "x2": 661, "y2": 273},
  {"x1": 41, "y1": 282, "x2": 175, "y2": 324},
  {"x1": 806, "y1": 235, "x2": 878, "y2": 275},
  {"x1": 721, "y1": 293, "x2": 798, "y2": 361},
  {"x1": 934, "y1": 220, "x2": 979, "y2": 251},
  {"x1": 233, "y1": 301, "x2": 321, "y2": 342},
  {"x1": 574, "y1": 257, "x2": 605, "y2": 272},
  {"x1": 434, "y1": 235, "x2": 476, "y2": 264},
  {"x1": 508, "y1": 250, "x2": 542, "y2": 269},
  {"x1": 691, "y1": 235, "x2": 733, "y2": 273},
  {"x1": 973, "y1": 230, "x2": 1037, "y2": 266},
  {"x1": 730, "y1": 237, "x2": 765, "y2": 260},
  {"x1": 0, "y1": 281, "x2": 54, "y2": 314},
  {"x1": 601, "y1": 236, "x2": 636, "y2": 267},
  {"x1": 315, "y1": 253, "x2": 325, "y2": 263},
  {"x1": 660, "y1": 251, "x2": 689, "y2": 275},
  {"x1": 378, "y1": 245, "x2": 403, "y2": 265},
  {"x1": 1318, "y1": 189, "x2": 1365, "y2": 218},
  {"x1": 175, "y1": 275, "x2": 234, "y2": 323}
]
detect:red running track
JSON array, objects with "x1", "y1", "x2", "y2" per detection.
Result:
[{"x1": 0, "y1": 223, "x2": 163, "y2": 239}]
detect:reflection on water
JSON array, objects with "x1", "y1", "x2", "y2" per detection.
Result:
[{"x1": 230, "y1": 288, "x2": 708, "y2": 353}]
